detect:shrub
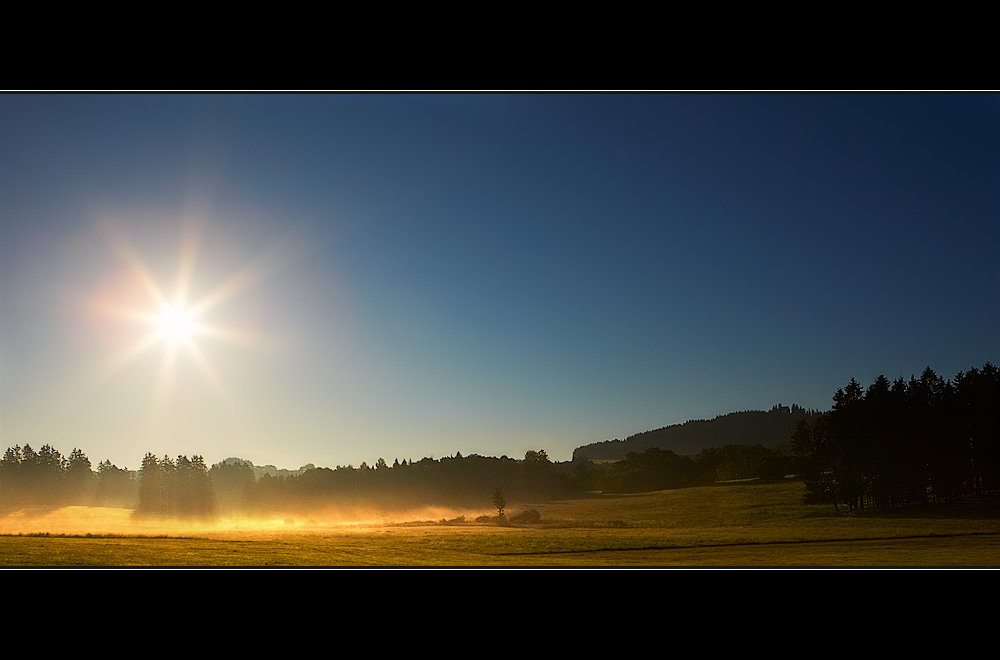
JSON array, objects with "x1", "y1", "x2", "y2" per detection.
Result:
[{"x1": 509, "y1": 509, "x2": 541, "y2": 524}]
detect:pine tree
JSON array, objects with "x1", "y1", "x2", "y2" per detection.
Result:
[
  {"x1": 493, "y1": 486, "x2": 506, "y2": 518},
  {"x1": 138, "y1": 453, "x2": 164, "y2": 515}
]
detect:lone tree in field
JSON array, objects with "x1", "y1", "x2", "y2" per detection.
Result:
[{"x1": 493, "y1": 486, "x2": 506, "y2": 518}]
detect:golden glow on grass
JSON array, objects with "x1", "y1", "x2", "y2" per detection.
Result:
[
  {"x1": 0, "y1": 505, "x2": 491, "y2": 539},
  {"x1": 2, "y1": 483, "x2": 997, "y2": 566}
]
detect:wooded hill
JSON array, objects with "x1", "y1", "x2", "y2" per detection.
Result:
[{"x1": 573, "y1": 404, "x2": 824, "y2": 461}]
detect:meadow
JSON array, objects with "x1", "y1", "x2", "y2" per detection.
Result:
[{"x1": 1, "y1": 480, "x2": 997, "y2": 567}]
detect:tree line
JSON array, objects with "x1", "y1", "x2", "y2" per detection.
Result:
[
  {"x1": 4, "y1": 363, "x2": 993, "y2": 517},
  {"x1": 0, "y1": 442, "x2": 809, "y2": 516},
  {"x1": 226, "y1": 449, "x2": 581, "y2": 515},
  {"x1": 571, "y1": 443, "x2": 795, "y2": 494},
  {"x1": 790, "y1": 363, "x2": 999, "y2": 511},
  {"x1": 0, "y1": 446, "x2": 215, "y2": 517},
  {"x1": 0, "y1": 445, "x2": 583, "y2": 516},
  {"x1": 1, "y1": 444, "x2": 107, "y2": 508},
  {"x1": 205, "y1": 446, "x2": 799, "y2": 514},
  {"x1": 136, "y1": 453, "x2": 215, "y2": 517}
]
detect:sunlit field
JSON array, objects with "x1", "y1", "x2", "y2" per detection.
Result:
[{"x1": 2, "y1": 481, "x2": 997, "y2": 567}]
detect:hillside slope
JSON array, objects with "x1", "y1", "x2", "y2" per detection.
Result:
[{"x1": 573, "y1": 404, "x2": 823, "y2": 461}]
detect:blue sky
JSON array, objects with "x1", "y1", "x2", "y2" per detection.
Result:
[{"x1": 2, "y1": 93, "x2": 997, "y2": 470}]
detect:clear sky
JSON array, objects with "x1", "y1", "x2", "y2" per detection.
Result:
[{"x1": 2, "y1": 93, "x2": 997, "y2": 471}]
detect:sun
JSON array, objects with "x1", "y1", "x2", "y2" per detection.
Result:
[
  {"x1": 84, "y1": 215, "x2": 284, "y2": 404},
  {"x1": 154, "y1": 304, "x2": 199, "y2": 344}
]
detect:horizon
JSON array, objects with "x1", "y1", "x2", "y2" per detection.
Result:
[
  {"x1": 17, "y1": 398, "x2": 826, "y2": 473},
  {"x1": 2, "y1": 93, "x2": 998, "y2": 472}
]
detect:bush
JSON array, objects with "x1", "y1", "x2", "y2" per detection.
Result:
[{"x1": 509, "y1": 509, "x2": 540, "y2": 524}]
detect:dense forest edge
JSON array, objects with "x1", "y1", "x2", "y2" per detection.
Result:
[{"x1": 2, "y1": 362, "x2": 997, "y2": 519}]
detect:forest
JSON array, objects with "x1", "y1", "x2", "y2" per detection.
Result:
[
  {"x1": 0, "y1": 442, "x2": 796, "y2": 517},
  {"x1": 790, "y1": 363, "x2": 999, "y2": 511},
  {"x1": 1, "y1": 362, "x2": 996, "y2": 517}
]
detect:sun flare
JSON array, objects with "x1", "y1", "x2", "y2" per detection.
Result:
[
  {"x1": 84, "y1": 216, "x2": 283, "y2": 406},
  {"x1": 155, "y1": 304, "x2": 199, "y2": 344}
]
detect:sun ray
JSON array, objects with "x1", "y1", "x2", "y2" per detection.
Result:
[
  {"x1": 190, "y1": 265, "x2": 245, "y2": 315},
  {"x1": 185, "y1": 340, "x2": 231, "y2": 403},
  {"x1": 172, "y1": 219, "x2": 202, "y2": 306},
  {"x1": 84, "y1": 215, "x2": 277, "y2": 412},
  {"x1": 151, "y1": 340, "x2": 180, "y2": 408},
  {"x1": 104, "y1": 223, "x2": 170, "y2": 311},
  {"x1": 93, "y1": 332, "x2": 164, "y2": 384},
  {"x1": 189, "y1": 231, "x2": 305, "y2": 319},
  {"x1": 195, "y1": 322, "x2": 267, "y2": 350}
]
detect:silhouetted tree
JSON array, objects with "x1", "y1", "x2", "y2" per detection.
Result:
[
  {"x1": 953, "y1": 363, "x2": 1000, "y2": 495},
  {"x1": 523, "y1": 450, "x2": 551, "y2": 471},
  {"x1": 189, "y1": 455, "x2": 215, "y2": 516},
  {"x1": 796, "y1": 363, "x2": 999, "y2": 512},
  {"x1": 791, "y1": 414, "x2": 837, "y2": 507},
  {"x1": 138, "y1": 453, "x2": 165, "y2": 515},
  {"x1": 96, "y1": 460, "x2": 135, "y2": 508},
  {"x1": 65, "y1": 448, "x2": 94, "y2": 504},
  {"x1": 596, "y1": 447, "x2": 700, "y2": 493},
  {"x1": 0, "y1": 445, "x2": 23, "y2": 505},
  {"x1": 210, "y1": 459, "x2": 254, "y2": 514},
  {"x1": 493, "y1": 486, "x2": 506, "y2": 518}
]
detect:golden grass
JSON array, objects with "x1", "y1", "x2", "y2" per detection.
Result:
[{"x1": 1, "y1": 481, "x2": 997, "y2": 567}]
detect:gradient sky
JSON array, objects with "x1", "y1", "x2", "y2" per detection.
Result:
[{"x1": 2, "y1": 93, "x2": 997, "y2": 471}]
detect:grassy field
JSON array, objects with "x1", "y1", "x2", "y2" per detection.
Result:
[{"x1": 1, "y1": 480, "x2": 997, "y2": 567}]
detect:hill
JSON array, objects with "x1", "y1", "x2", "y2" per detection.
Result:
[
  {"x1": 217, "y1": 457, "x2": 316, "y2": 481},
  {"x1": 573, "y1": 404, "x2": 823, "y2": 461}
]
